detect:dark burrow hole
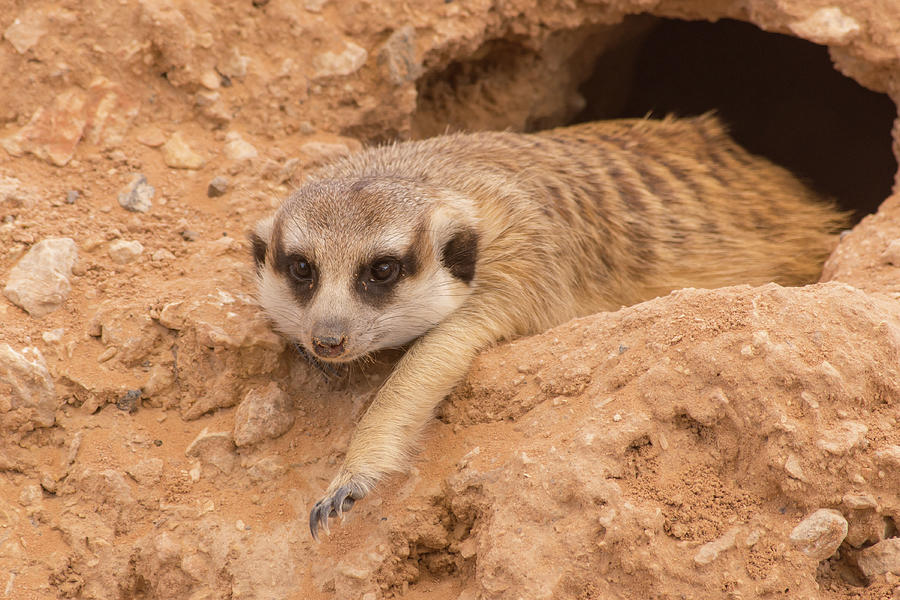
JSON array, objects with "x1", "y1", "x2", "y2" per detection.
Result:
[{"x1": 414, "y1": 17, "x2": 897, "y2": 220}]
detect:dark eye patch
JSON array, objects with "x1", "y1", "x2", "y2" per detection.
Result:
[
  {"x1": 274, "y1": 249, "x2": 318, "y2": 305},
  {"x1": 355, "y1": 249, "x2": 419, "y2": 306}
]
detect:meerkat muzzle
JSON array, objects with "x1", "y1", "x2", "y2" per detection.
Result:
[{"x1": 311, "y1": 335, "x2": 347, "y2": 358}]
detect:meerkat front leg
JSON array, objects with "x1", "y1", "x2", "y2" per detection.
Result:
[{"x1": 309, "y1": 306, "x2": 503, "y2": 539}]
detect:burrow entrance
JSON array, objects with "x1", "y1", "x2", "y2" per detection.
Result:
[{"x1": 412, "y1": 17, "x2": 897, "y2": 220}]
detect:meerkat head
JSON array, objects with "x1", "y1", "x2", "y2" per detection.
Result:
[{"x1": 250, "y1": 177, "x2": 480, "y2": 362}]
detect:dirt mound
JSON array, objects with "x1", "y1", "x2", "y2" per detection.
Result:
[{"x1": 1, "y1": 0, "x2": 900, "y2": 598}]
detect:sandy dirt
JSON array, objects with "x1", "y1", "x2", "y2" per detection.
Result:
[{"x1": 1, "y1": 0, "x2": 900, "y2": 599}]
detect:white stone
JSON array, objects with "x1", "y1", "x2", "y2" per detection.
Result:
[
  {"x1": 224, "y1": 132, "x2": 258, "y2": 161},
  {"x1": 151, "y1": 248, "x2": 176, "y2": 262},
  {"x1": 108, "y1": 239, "x2": 144, "y2": 264},
  {"x1": 0, "y1": 175, "x2": 38, "y2": 209},
  {"x1": 789, "y1": 508, "x2": 848, "y2": 560},
  {"x1": 3, "y1": 237, "x2": 77, "y2": 318},
  {"x1": 817, "y1": 421, "x2": 868, "y2": 454},
  {"x1": 789, "y1": 8, "x2": 860, "y2": 45},
  {"x1": 312, "y1": 42, "x2": 368, "y2": 78},
  {"x1": 3, "y1": 10, "x2": 48, "y2": 54},
  {"x1": 0, "y1": 344, "x2": 55, "y2": 428},
  {"x1": 694, "y1": 527, "x2": 739, "y2": 565},
  {"x1": 41, "y1": 328, "x2": 64, "y2": 343},
  {"x1": 163, "y1": 132, "x2": 206, "y2": 170}
]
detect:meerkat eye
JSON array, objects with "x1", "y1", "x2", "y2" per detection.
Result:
[
  {"x1": 289, "y1": 257, "x2": 314, "y2": 282},
  {"x1": 369, "y1": 258, "x2": 401, "y2": 284}
]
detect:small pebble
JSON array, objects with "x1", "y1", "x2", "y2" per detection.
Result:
[
  {"x1": 163, "y1": 132, "x2": 206, "y2": 170},
  {"x1": 65, "y1": 190, "x2": 79, "y2": 204},
  {"x1": 224, "y1": 132, "x2": 258, "y2": 161},
  {"x1": 181, "y1": 230, "x2": 199, "y2": 242},
  {"x1": 98, "y1": 346, "x2": 118, "y2": 363},
  {"x1": 41, "y1": 328, "x2": 64, "y2": 343},
  {"x1": 207, "y1": 176, "x2": 228, "y2": 197},
  {"x1": 151, "y1": 249, "x2": 176, "y2": 262},
  {"x1": 108, "y1": 239, "x2": 144, "y2": 264},
  {"x1": 117, "y1": 174, "x2": 154, "y2": 213},
  {"x1": 116, "y1": 389, "x2": 141, "y2": 413}
]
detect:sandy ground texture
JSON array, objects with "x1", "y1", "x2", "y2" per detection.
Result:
[{"x1": 2, "y1": 0, "x2": 900, "y2": 599}]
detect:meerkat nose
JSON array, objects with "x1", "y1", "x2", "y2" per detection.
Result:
[{"x1": 311, "y1": 335, "x2": 347, "y2": 358}]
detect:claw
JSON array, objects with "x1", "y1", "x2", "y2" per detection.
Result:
[{"x1": 309, "y1": 481, "x2": 366, "y2": 541}]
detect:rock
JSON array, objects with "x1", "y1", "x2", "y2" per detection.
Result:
[
  {"x1": 377, "y1": 26, "x2": 422, "y2": 85},
  {"x1": 108, "y1": 239, "x2": 144, "y2": 264},
  {"x1": 0, "y1": 176, "x2": 39, "y2": 210},
  {"x1": 312, "y1": 41, "x2": 368, "y2": 78},
  {"x1": 223, "y1": 132, "x2": 258, "y2": 161},
  {"x1": 304, "y1": 0, "x2": 328, "y2": 12},
  {"x1": 881, "y1": 239, "x2": 900, "y2": 266},
  {"x1": 1, "y1": 77, "x2": 136, "y2": 166},
  {"x1": 181, "y1": 230, "x2": 199, "y2": 242},
  {"x1": 156, "y1": 292, "x2": 285, "y2": 420},
  {"x1": 126, "y1": 458, "x2": 164, "y2": 486},
  {"x1": 163, "y1": 132, "x2": 206, "y2": 169},
  {"x1": 3, "y1": 9, "x2": 48, "y2": 54},
  {"x1": 185, "y1": 429, "x2": 236, "y2": 474},
  {"x1": 65, "y1": 190, "x2": 79, "y2": 204},
  {"x1": 3, "y1": 237, "x2": 78, "y2": 317},
  {"x1": 116, "y1": 389, "x2": 141, "y2": 414},
  {"x1": 89, "y1": 299, "x2": 165, "y2": 367},
  {"x1": 875, "y1": 445, "x2": 900, "y2": 467},
  {"x1": 694, "y1": 527, "x2": 739, "y2": 565},
  {"x1": 0, "y1": 344, "x2": 56, "y2": 429},
  {"x1": 300, "y1": 141, "x2": 351, "y2": 166},
  {"x1": 246, "y1": 457, "x2": 286, "y2": 482},
  {"x1": 1, "y1": 88, "x2": 87, "y2": 166},
  {"x1": 83, "y1": 77, "x2": 140, "y2": 148},
  {"x1": 857, "y1": 538, "x2": 900, "y2": 578},
  {"x1": 207, "y1": 176, "x2": 228, "y2": 197},
  {"x1": 136, "y1": 126, "x2": 167, "y2": 147},
  {"x1": 788, "y1": 7, "x2": 860, "y2": 45},
  {"x1": 816, "y1": 421, "x2": 868, "y2": 454},
  {"x1": 784, "y1": 453, "x2": 807, "y2": 481},
  {"x1": 118, "y1": 174, "x2": 154, "y2": 212},
  {"x1": 233, "y1": 383, "x2": 295, "y2": 447},
  {"x1": 843, "y1": 493, "x2": 878, "y2": 510},
  {"x1": 789, "y1": 509, "x2": 848, "y2": 560},
  {"x1": 41, "y1": 328, "x2": 64, "y2": 343},
  {"x1": 18, "y1": 484, "x2": 43, "y2": 507},
  {"x1": 151, "y1": 248, "x2": 176, "y2": 262}
]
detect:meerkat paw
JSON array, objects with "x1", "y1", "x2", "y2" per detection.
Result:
[{"x1": 309, "y1": 474, "x2": 370, "y2": 540}]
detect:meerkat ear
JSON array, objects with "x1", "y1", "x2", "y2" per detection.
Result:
[
  {"x1": 440, "y1": 227, "x2": 479, "y2": 283},
  {"x1": 248, "y1": 215, "x2": 274, "y2": 272}
]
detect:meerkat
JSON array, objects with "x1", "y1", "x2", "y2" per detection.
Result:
[{"x1": 250, "y1": 114, "x2": 849, "y2": 539}]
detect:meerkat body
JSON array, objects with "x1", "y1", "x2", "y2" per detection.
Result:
[{"x1": 250, "y1": 115, "x2": 848, "y2": 537}]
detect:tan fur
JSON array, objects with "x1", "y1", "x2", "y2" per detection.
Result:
[{"x1": 252, "y1": 114, "x2": 849, "y2": 536}]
